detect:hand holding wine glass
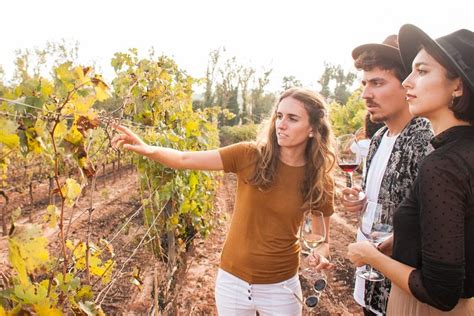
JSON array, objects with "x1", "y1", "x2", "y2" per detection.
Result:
[
  {"x1": 357, "y1": 201, "x2": 394, "y2": 281},
  {"x1": 293, "y1": 210, "x2": 329, "y2": 309}
]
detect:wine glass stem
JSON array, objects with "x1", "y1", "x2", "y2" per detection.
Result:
[
  {"x1": 367, "y1": 264, "x2": 374, "y2": 278},
  {"x1": 346, "y1": 172, "x2": 353, "y2": 188}
]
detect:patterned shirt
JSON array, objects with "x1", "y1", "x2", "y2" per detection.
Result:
[{"x1": 363, "y1": 117, "x2": 433, "y2": 314}]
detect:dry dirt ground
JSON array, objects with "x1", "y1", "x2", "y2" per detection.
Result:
[
  {"x1": 174, "y1": 173, "x2": 363, "y2": 316},
  {"x1": 1, "y1": 169, "x2": 364, "y2": 315}
]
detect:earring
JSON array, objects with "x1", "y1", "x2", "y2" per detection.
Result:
[
  {"x1": 309, "y1": 132, "x2": 314, "y2": 138},
  {"x1": 451, "y1": 93, "x2": 456, "y2": 106}
]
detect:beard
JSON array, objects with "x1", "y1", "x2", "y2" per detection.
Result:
[{"x1": 368, "y1": 111, "x2": 388, "y2": 123}]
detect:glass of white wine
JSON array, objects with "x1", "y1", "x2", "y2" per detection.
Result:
[
  {"x1": 297, "y1": 210, "x2": 328, "y2": 308},
  {"x1": 301, "y1": 210, "x2": 326, "y2": 250}
]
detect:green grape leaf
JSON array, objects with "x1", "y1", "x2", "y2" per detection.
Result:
[
  {"x1": 55, "y1": 62, "x2": 75, "y2": 90},
  {"x1": 76, "y1": 285, "x2": 94, "y2": 301}
]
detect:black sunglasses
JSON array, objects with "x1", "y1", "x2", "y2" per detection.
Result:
[{"x1": 282, "y1": 276, "x2": 327, "y2": 309}]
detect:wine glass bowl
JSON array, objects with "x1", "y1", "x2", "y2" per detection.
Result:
[
  {"x1": 357, "y1": 201, "x2": 394, "y2": 281},
  {"x1": 336, "y1": 134, "x2": 361, "y2": 188},
  {"x1": 301, "y1": 210, "x2": 326, "y2": 250}
]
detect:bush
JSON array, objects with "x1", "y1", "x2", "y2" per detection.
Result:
[{"x1": 220, "y1": 123, "x2": 258, "y2": 146}]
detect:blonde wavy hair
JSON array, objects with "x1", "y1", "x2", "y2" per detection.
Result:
[{"x1": 250, "y1": 87, "x2": 335, "y2": 211}]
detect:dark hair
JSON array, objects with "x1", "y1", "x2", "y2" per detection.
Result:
[
  {"x1": 354, "y1": 50, "x2": 408, "y2": 82},
  {"x1": 365, "y1": 112, "x2": 385, "y2": 138},
  {"x1": 421, "y1": 45, "x2": 474, "y2": 123}
]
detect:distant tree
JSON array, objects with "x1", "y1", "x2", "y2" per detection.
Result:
[
  {"x1": 329, "y1": 88, "x2": 366, "y2": 136},
  {"x1": 318, "y1": 62, "x2": 356, "y2": 104},
  {"x1": 203, "y1": 48, "x2": 220, "y2": 109},
  {"x1": 281, "y1": 75, "x2": 302, "y2": 91},
  {"x1": 200, "y1": 48, "x2": 273, "y2": 126},
  {"x1": 0, "y1": 66, "x2": 4, "y2": 86},
  {"x1": 239, "y1": 67, "x2": 255, "y2": 124},
  {"x1": 13, "y1": 39, "x2": 80, "y2": 83},
  {"x1": 250, "y1": 69, "x2": 274, "y2": 123}
]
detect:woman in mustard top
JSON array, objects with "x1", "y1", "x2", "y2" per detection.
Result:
[{"x1": 113, "y1": 87, "x2": 336, "y2": 315}]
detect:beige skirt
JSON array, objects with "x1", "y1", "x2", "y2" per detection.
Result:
[{"x1": 387, "y1": 284, "x2": 474, "y2": 316}]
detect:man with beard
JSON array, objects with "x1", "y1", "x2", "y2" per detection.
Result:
[{"x1": 342, "y1": 35, "x2": 433, "y2": 315}]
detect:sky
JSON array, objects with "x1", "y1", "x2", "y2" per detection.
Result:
[{"x1": 2, "y1": 0, "x2": 474, "y2": 92}]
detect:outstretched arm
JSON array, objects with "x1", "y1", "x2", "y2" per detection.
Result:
[{"x1": 112, "y1": 125, "x2": 224, "y2": 171}]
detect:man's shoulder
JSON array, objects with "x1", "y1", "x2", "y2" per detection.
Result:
[{"x1": 405, "y1": 117, "x2": 433, "y2": 134}]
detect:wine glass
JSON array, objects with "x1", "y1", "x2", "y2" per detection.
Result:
[
  {"x1": 301, "y1": 210, "x2": 326, "y2": 252},
  {"x1": 336, "y1": 134, "x2": 361, "y2": 188},
  {"x1": 296, "y1": 210, "x2": 328, "y2": 308},
  {"x1": 357, "y1": 201, "x2": 394, "y2": 281}
]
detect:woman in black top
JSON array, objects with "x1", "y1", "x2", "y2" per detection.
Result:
[{"x1": 347, "y1": 24, "x2": 474, "y2": 315}]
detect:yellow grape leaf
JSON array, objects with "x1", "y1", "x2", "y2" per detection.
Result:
[
  {"x1": 167, "y1": 134, "x2": 179, "y2": 143},
  {"x1": 8, "y1": 239, "x2": 28, "y2": 285},
  {"x1": 25, "y1": 127, "x2": 42, "y2": 154},
  {"x1": 64, "y1": 125, "x2": 83, "y2": 146},
  {"x1": 74, "y1": 66, "x2": 90, "y2": 85},
  {"x1": 185, "y1": 120, "x2": 199, "y2": 137},
  {"x1": 34, "y1": 304, "x2": 62, "y2": 316},
  {"x1": 34, "y1": 118, "x2": 47, "y2": 138},
  {"x1": 74, "y1": 95, "x2": 95, "y2": 114},
  {"x1": 61, "y1": 178, "x2": 82, "y2": 207},
  {"x1": 55, "y1": 62, "x2": 75, "y2": 90},
  {"x1": 0, "y1": 118, "x2": 20, "y2": 149},
  {"x1": 8, "y1": 225, "x2": 50, "y2": 283},
  {"x1": 43, "y1": 205, "x2": 59, "y2": 228},
  {"x1": 0, "y1": 305, "x2": 6, "y2": 316},
  {"x1": 39, "y1": 80, "x2": 54, "y2": 97},
  {"x1": 66, "y1": 240, "x2": 87, "y2": 261},
  {"x1": 91, "y1": 75, "x2": 110, "y2": 101},
  {"x1": 53, "y1": 120, "x2": 68, "y2": 139},
  {"x1": 189, "y1": 173, "x2": 198, "y2": 188},
  {"x1": 74, "y1": 251, "x2": 114, "y2": 284},
  {"x1": 169, "y1": 213, "x2": 179, "y2": 226},
  {"x1": 159, "y1": 70, "x2": 171, "y2": 81}
]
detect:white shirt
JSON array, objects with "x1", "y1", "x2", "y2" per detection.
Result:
[{"x1": 353, "y1": 131, "x2": 399, "y2": 312}]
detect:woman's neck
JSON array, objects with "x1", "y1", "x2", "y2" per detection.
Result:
[
  {"x1": 428, "y1": 110, "x2": 471, "y2": 135},
  {"x1": 279, "y1": 147, "x2": 306, "y2": 167}
]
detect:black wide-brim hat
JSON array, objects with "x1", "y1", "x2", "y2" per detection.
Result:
[
  {"x1": 398, "y1": 24, "x2": 474, "y2": 93},
  {"x1": 352, "y1": 34, "x2": 402, "y2": 63}
]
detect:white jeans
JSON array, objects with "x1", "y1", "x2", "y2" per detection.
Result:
[{"x1": 215, "y1": 268, "x2": 302, "y2": 316}]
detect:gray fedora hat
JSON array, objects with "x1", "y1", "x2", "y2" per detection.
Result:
[{"x1": 398, "y1": 24, "x2": 474, "y2": 92}]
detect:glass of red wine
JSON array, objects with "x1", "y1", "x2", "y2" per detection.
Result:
[{"x1": 336, "y1": 134, "x2": 361, "y2": 188}]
